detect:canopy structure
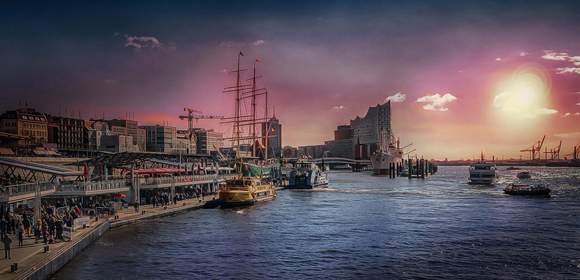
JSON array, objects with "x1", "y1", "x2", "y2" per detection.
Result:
[{"x1": 0, "y1": 157, "x2": 83, "y2": 184}]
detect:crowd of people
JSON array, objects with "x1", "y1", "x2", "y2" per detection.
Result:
[
  {"x1": 1, "y1": 186, "x2": 217, "y2": 260},
  {"x1": 1, "y1": 204, "x2": 82, "y2": 260}
]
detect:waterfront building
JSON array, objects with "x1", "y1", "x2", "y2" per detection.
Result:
[
  {"x1": 141, "y1": 125, "x2": 177, "y2": 153},
  {"x1": 298, "y1": 144, "x2": 326, "y2": 158},
  {"x1": 85, "y1": 120, "x2": 111, "y2": 151},
  {"x1": 324, "y1": 138, "x2": 353, "y2": 158},
  {"x1": 100, "y1": 134, "x2": 138, "y2": 153},
  {"x1": 350, "y1": 102, "x2": 392, "y2": 160},
  {"x1": 283, "y1": 146, "x2": 298, "y2": 158},
  {"x1": 194, "y1": 128, "x2": 223, "y2": 155},
  {"x1": 0, "y1": 108, "x2": 48, "y2": 145},
  {"x1": 175, "y1": 129, "x2": 197, "y2": 155},
  {"x1": 261, "y1": 116, "x2": 282, "y2": 158},
  {"x1": 47, "y1": 115, "x2": 86, "y2": 150},
  {"x1": 106, "y1": 119, "x2": 146, "y2": 152},
  {"x1": 334, "y1": 125, "x2": 353, "y2": 141}
]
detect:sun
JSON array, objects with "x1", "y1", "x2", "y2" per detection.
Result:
[{"x1": 492, "y1": 67, "x2": 555, "y2": 120}]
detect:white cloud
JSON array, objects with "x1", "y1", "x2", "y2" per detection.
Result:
[
  {"x1": 125, "y1": 35, "x2": 162, "y2": 49},
  {"x1": 385, "y1": 92, "x2": 406, "y2": 103},
  {"x1": 577, "y1": 103, "x2": 580, "y2": 106},
  {"x1": 541, "y1": 50, "x2": 580, "y2": 74},
  {"x1": 542, "y1": 50, "x2": 569, "y2": 61},
  {"x1": 562, "y1": 112, "x2": 572, "y2": 117},
  {"x1": 519, "y1": 51, "x2": 528, "y2": 57},
  {"x1": 569, "y1": 56, "x2": 580, "y2": 66},
  {"x1": 495, "y1": 57, "x2": 502, "y2": 62},
  {"x1": 554, "y1": 131, "x2": 580, "y2": 139},
  {"x1": 557, "y1": 67, "x2": 580, "y2": 74},
  {"x1": 332, "y1": 105, "x2": 345, "y2": 111},
  {"x1": 253, "y1": 40, "x2": 265, "y2": 46},
  {"x1": 416, "y1": 93, "x2": 457, "y2": 111},
  {"x1": 537, "y1": 108, "x2": 558, "y2": 115},
  {"x1": 575, "y1": 112, "x2": 580, "y2": 116}
]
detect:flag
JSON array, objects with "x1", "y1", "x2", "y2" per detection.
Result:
[
  {"x1": 239, "y1": 51, "x2": 244, "y2": 56},
  {"x1": 256, "y1": 58, "x2": 261, "y2": 63}
]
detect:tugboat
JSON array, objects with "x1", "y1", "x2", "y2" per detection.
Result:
[
  {"x1": 288, "y1": 159, "x2": 329, "y2": 189},
  {"x1": 468, "y1": 153, "x2": 496, "y2": 185},
  {"x1": 504, "y1": 184, "x2": 551, "y2": 197},
  {"x1": 516, "y1": 171, "x2": 531, "y2": 179}
]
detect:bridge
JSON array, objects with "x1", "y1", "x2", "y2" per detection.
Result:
[{"x1": 310, "y1": 157, "x2": 371, "y2": 165}]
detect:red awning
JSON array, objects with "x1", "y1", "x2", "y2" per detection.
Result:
[{"x1": 133, "y1": 168, "x2": 186, "y2": 174}]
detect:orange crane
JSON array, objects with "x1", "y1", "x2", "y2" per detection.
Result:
[
  {"x1": 178, "y1": 107, "x2": 223, "y2": 140},
  {"x1": 520, "y1": 135, "x2": 545, "y2": 160}
]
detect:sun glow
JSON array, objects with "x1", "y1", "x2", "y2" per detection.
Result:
[{"x1": 492, "y1": 68, "x2": 556, "y2": 120}]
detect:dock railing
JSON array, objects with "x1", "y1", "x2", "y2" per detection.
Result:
[
  {"x1": 0, "y1": 182, "x2": 57, "y2": 203},
  {"x1": 56, "y1": 179, "x2": 129, "y2": 194}
]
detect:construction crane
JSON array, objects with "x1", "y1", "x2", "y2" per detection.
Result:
[
  {"x1": 178, "y1": 107, "x2": 224, "y2": 140},
  {"x1": 520, "y1": 135, "x2": 545, "y2": 160}
]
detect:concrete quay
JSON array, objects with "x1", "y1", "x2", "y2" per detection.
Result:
[{"x1": 0, "y1": 195, "x2": 218, "y2": 280}]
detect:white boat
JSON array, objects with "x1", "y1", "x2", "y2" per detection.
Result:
[
  {"x1": 370, "y1": 128, "x2": 403, "y2": 175},
  {"x1": 468, "y1": 163, "x2": 496, "y2": 185},
  {"x1": 288, "y1": 159, "x2": 329, "y2": 189}
]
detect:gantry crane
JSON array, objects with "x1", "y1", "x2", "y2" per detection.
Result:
[
  {"x1": 520, "y1": 135, "x2": 545, "y2": 160},
  {"x1": 544, "y1": 140, "x2": 562, "y2": 160}
]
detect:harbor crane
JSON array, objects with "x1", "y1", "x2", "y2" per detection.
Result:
[
  {"x1": 544, "y1": 140, "x2": 562, "y2": 160},
  {"x1": 520, "y1": 135, "x2": 545, "y2": 160},
  {"x1": 564, "y1": 143, "x2": 580, "y2": 160},
  {"x1": 178, "y1": 107, "x2": 224, "y2": 140}
]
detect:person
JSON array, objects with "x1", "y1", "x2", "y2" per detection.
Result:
[
  {"x1": 0, "y1": 218, "x2": 6, "y2": 240},
  {"x1": 17, "y1": 222, "x2": 24, "y2": 247},
  {"x1": 3, "y1": 235, "x2": 11, "y2": 260}
]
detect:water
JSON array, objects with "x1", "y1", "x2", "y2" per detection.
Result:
[{"x1": 53, "y1": 166, "x2": 580, "y2": 279}]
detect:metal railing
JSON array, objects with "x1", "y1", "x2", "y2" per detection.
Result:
[
  {"x1": 57, "y1": 179, "x2": 129, "y2": 193},
  {"x1": 0, "y1": 182, "x2": 56, "y2": 202},
  {"x1": 1, "y1": 174, "x2": 241, "y2": 201},
  {"x1": 139, "y1": 174, "x2": 232, "y2": 186}
]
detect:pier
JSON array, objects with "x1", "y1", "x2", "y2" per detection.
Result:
[{"x1": 0, "y1": 154, "x2": 237, "y2": 279}]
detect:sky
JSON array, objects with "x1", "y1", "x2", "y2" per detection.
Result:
[{"x1": 1, "y1": 0, "x2": 580, "y2": 159}]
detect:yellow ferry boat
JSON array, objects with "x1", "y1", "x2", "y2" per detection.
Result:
[{"x1": 219, "y1": 177, "x2": 276, "y2": 207}]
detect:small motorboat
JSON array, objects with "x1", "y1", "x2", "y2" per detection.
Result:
[
  {"x1": 504, "y1": 184, "x2": 551, "y2": 197},
  {"x1": 506, "y1": 166, "x2": 521, "y2": 171},
  {"x1": 516, "y1": 171, "x2": 531, "y2": 179}
]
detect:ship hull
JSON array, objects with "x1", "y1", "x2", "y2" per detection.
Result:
[
  {"x1": 370, "y1": 152, "x2": 402, "y2": 175},
  {"x1": 219, "y1": 182, "x2": 276, "y2": 208}
]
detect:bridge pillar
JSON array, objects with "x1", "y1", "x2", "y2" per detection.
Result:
[
  {"x1": 170, "y1": 175, "x2": 176, "y2": 204},
  {"x1": 128, "y1": 169, "x2": 140, "y2": 205},
  {"x1": 33, "y1": 183, "x2": 41, "y2": 222}
]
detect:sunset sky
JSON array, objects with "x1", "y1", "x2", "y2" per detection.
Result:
[{"x1": 1, "y1": 1, "x2": 580, "y2": 159}]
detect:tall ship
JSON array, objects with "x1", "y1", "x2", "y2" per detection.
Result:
[
  {"x1": 287, "y1": 159, "x2": 329, "y2": 189},
  {"x1": 218, "y1": 52, "x2": 277, "y2": 207},
  {"x1": 369, "y1": 101, "x2": 403, "y2": 175}
]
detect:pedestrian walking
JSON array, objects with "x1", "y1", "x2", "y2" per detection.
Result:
[
  {"x1": 17, "y1": 224, "x2": 24, "y2": 247},
  {"x1": 3, "y1": 235, "x2": 12, "y2": 260}
]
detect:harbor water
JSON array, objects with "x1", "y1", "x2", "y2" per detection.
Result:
[{"x1": 53, "y1": 166, "x2": 580, "y2": 279}]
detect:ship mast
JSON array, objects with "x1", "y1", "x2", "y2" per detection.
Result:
[
  {"x1": 251, "y1": 61, "x2": 257, "y2": 157},
  {"x1": 235, "y1": 51, "x2": 242, "y2": 154},
  {"x1": 222, "y1": 54, "x2": 272, "y2": 160}
]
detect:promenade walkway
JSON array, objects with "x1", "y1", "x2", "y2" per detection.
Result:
[{"x1": 0, "y1": 195, "x2": 218, "y2": 280}]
